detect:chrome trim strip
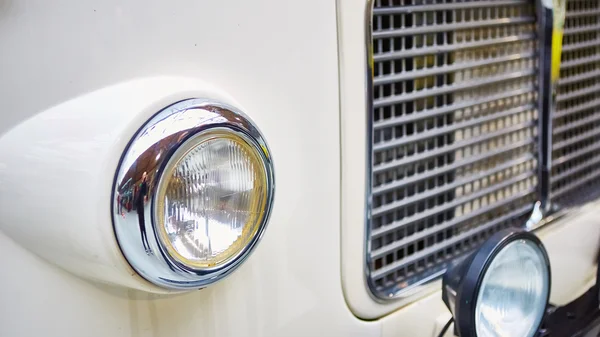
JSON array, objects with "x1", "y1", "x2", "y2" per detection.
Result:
[
  {"x1": 372, "y1": 104, "x2": 535, "y2": 151},
  {"x1": 372, "y1": 17, "x2": 536, "y2": 38},
  {"x1": 364, "y1": 0, "x2": 381, "y2": 300},
  {"x1": 373, "y1": 52, "x2": 537, "y2": 85},
  {"x1": 373, "y1": 70, "x2": 536, "y2": 107},
  {"x1": 375, "y1": 34, "x2": 536, "y2": 61},
  {"x1": 372, "y1": 87, "x2": 536, "y2": 128},
  {"x1": 372, "y1": 0, "x2": 528, "y2": 14},
  {"x1": 112, "y1": 99, "x2": 275, "y2": 290},
  {"x1": 535, "y1": 0, "x2": 554, "y2": 214}
]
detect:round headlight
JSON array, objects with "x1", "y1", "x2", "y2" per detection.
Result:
[
  {"x1": 155, "y1": 129, "x2": 269, "y2": 269},
  {"x1": 442, "y1": 228, "x2": 551, "y2": 337},
  {"x1": 112, "y1": 99, "x2": 274, "y2": 290}
]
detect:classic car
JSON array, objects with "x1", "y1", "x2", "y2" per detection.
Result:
[{"x1": 0, "y1": 0, "x2": 599, "y2": 336}]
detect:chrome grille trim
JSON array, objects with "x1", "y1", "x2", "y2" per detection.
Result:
[
  {"x1": 565, "y1": 8, "x2": 600, "y2": 18},
  {"x1": 374, "y1": 52, "x2": 537, "y2": 84},
  {"x1": 551, "y1": 0, "x2": 600, "y2": 207},
  {"x1": 372, "y1": 140, "x2": 535, "y2": 195},
  {"x1": 373, "y1": 86, "x2": 536, "y2": 128},
  {"x1": 373, "y1": 0, "x2": 530, "y2": 14},
  {"x1": 559, "y1": 54, "x2": 600, "y2": 69},
  {"x1": 372, "y1": 104, "x2": 535, "y2": 152},
  {"x1": 375, "y1": 34, "x2": 536, "y2": 60},
  {"x1": 372, "y1": 121, "x2": 535, "y2": 172},
  {"x1": 373, "y1": 70, "x2": 536, "y2": 107},
  {"x1": 561, "y1": 39, "x2": 600, "y2": 52},
  {"x1": 372, "y1": 17, "x2": 536, "y2": 38},
  {"x1": 371, "y1": 204, "x2": 534, "y2": 280},
  {"x1": 366, "y1": 0, "x2": 540, "y2": 299}
]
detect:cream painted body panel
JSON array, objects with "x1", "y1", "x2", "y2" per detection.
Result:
[{"x1": 0, "y1": 1, "x2": 597, "y2": 337}]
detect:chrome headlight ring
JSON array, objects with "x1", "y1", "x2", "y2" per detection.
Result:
[{"x1": 112, "y1": 99, "x2": 275, "y2": 290}]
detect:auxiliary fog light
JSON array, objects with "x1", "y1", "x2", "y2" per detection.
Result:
[
  {"x1": 112, "y1": 99, "x2": 275, "y2": 290},
  {"x1": 441, "y1": 228, "x2": 551, "y2": 337}
]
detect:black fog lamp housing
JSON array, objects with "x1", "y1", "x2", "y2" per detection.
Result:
[{"x1": 442, "y1": 228, "x2": 551, "y2": 337}]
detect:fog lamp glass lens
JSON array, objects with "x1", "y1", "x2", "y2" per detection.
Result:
[
  {"x1": 475, "y1": 239, "x2": 549, "y2": 337},
  {"x1": 156, "y1": 130, "x2": 268, "y2": 269}
]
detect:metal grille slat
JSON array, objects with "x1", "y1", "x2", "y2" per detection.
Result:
[
  {"x1": 553, "y1": 127, "x2": 600, "y2": 151},
  {"x1": 373, "y1": 121, "x2": 534, "y2": 164},
  {"x1": 374, "y1": 53, "x2": 536, "y2": 85},
  {"x1": 373, "y1": 0, "x2": 528, "y2": 15},
  {"x1": 370, "y1": 186, "x2": 535, "y2": 241},
  {"x1": 373, "y1": 140, "x2": 535, "y2": 195},
  {"x1": 374, "y1": 34, "x2": 536, "y2": 61},
  {"x1": 371, "y1": 205, "x2": 533, "y2": 280},
  {"x1": 566, "y1": 9, "x2": 600, "y2": 18},
  {"x1": 558, "y1": 69, "x2": 600, "y2": 86},
  {"x1": 373, "y1": 87, "x2": 535, "y2": 130},
  {"x1": 371, "y1": 198, "x2": 532, "y2": 259},
  {"x1": 561, "y1": 39, "x2": 600, "y2": 52},
  {"x1": 372, "y1": 156, "x2": 535, "y2": 217},
  {"x1": 374, "y1": 71, "x2": 535, "y2": 108},
  {"x1": 564, "y1": 23, "x2": 600, "y2": 36},
  {"x1": 373, "y1": 85, "x2": 535, "y2": 130},
  {"x1": 373, "y1": 104, "x2": 534, "y2": 151},
  {"x1": 551, "y1": 169, "x2": 600, "y2": 199},
  {"x1": 551, "y1": 155, "x2": 600, "y2": 184},
  {"x1": 373, "y1": 17, "x2": 535, "y2": 39},
  {"x1": 553, "y1": 97, "x2": 600, "y2": 119},
  {"x1": 553, "y1": 141, "x2": 600, "y2": 166},
  {"x1": 560, "y1": 54, "x2": 600, "y2": 69},
  {"x1": 556, "y1": 83, "x2": 600, "y2": 102},
  {"x1": 371, "y1": 189, "x2": 532, "y2": 241},
  {"x1": 553, "y1": 110, "x2": 600, "y2": 135},
  {"x1": 367, "y1": 0, "x2": 539, "y2": 297}
]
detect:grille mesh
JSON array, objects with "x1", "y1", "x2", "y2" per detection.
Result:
[
  {"x1": 551, "y1": 0, "x2": 600, "y2": 205},
  {"x1": 368, "y1": 0, "x2": 539, "y2": 296}
]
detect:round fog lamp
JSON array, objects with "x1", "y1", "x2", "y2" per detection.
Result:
[
  {"x1": 112, "y1": 99, "x2": 274, "y2": 290},
  {"x1": 442, "y1": 228, "x2": 551, "y2": 337}
]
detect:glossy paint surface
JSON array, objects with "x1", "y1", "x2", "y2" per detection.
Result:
[{"x1": 0, "y1": 1, "x2": 598, "y2": 337}]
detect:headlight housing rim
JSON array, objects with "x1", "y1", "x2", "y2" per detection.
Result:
[{"x1": 112, "y1": 98, "x2": 275, "y2": 290}]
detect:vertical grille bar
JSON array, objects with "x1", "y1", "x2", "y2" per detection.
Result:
[
  {"x1": 367, "y1": 0, "x2": 539, "y2": 298},
  {"x1": 551, "y1": 0, "x2": 600, "y2": 205}
]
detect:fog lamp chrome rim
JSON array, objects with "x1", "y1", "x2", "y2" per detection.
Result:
[
  {"x1": 112, "y1": 98, "x2": 275, "y2": 290},
  {"x1": 442, "y1": 228, "x2": 551, "y2": 337}
]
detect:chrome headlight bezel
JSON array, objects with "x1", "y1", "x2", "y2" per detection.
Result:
[{"x1": 112, "y1": 98, "x2": 275, "y2": 290}]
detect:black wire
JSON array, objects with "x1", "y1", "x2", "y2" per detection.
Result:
[{"x1": 437, "y1": 317, "x2": 454, "y2": 337}]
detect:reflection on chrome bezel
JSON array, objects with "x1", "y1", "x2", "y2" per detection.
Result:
[{"x1": 112, "y1": 99, "x2": 275, "y2": 290}]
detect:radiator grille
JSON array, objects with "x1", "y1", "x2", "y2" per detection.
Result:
[
  {"x1": 368, "y1": 0, "x2": 539, "y2": 297},
  {"x1": 552, "y1": 0, "x2": 600, "y2": 205}
]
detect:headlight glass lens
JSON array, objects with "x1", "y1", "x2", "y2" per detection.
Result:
[
  {"x1": 475, "y1": 239, "x2": 549, "y2": 337},
  {"x1": 155, "y1": 129, "x2": 268, "y2": 269}
]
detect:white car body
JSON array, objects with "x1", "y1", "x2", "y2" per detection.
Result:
[{"x1": 0, "y1": 1, "x2": 598, "y2": 337}]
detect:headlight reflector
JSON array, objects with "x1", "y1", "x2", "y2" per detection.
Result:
[
  {"x1": 156, "y1": 129, "x2": 269, "y2": 269},
  {"x1": 113, "y1": 99, "x2": 274, "y2": 290}
]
